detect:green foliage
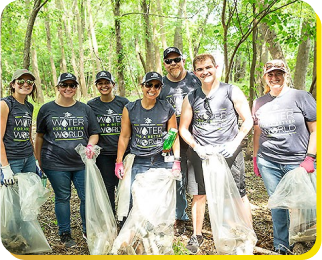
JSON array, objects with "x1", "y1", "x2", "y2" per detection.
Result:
[{"x1": 173, "y1": 240, "x2": 190, "y2": 255}]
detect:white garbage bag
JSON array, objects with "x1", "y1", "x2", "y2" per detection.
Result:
[
  {"x1": 75, "y1": 144, "x2": 117, "y2": 255},
  {"x1": 203, "y1": 153, "x2": 257, "y2": 255},
  {"x1": 112, "y1": 168, "x2": 180, "y2": 255}
]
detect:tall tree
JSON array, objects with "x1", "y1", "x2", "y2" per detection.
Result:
[
  {"x1": 23, "y1": 0, "x2": 48, "y2": 69},
  {"x1": 141, "y1": 0, "x2": 154, "y2": 72},
  {"x1": 173, "y1": 0, "x2": 185, "y2": 51}
]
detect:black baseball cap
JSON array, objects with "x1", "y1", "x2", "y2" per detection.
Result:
[
  {"x1": 95, "y1": 71, "x2": 115, "y2": 84},
  {"x1": 57, "y1": 73, "x2": 79, "y2": 84},
  {"x1": 163, "y1": 47, "x2": 183, "y2": 59},
  {"x1": 141, "y1": 72, "x2": 163, "y2": 85}
]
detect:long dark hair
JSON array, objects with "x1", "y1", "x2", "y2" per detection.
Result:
[{"x1": 10, "y1": 80, "x2": 38, "y2": 102}]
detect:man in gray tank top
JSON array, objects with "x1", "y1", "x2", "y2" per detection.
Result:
[{"x1": 179, "y1": 54, "x2": 253, "y2": 254}]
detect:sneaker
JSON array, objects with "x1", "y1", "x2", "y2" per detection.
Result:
[
  {"x1": 186, "y1": 235, "x2": 204, "y2": 254},
  {"x1": 60, "y1": 232, "x2": 76, "y2": 248},
  {"x1": 174, "y1": 220, "x2": 186, "y2": 235}
]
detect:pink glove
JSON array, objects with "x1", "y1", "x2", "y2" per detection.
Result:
[
  {"x1": 300, "y1": 156, "x2": 315, "y2": 173},
  {"x1": 172, "y1": 160, "x2": 181, "y2": 173},
  {"x1": 115, "y1": 162, "x2": 124, "y2": 179},
  {"x1": 85, "y1": 144, "x2": 95, "y2": 159},
  {"x1": 253, "y1": 157, "x2": 261, "y2": 177}
]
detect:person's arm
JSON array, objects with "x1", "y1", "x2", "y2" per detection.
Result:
[
  {"x1": 231, "y1": 86, "x2": 253, "y2": 146},
  {"x1": 306, "y1": 121, "x2": 316, "y2": 156},
  {"x1": 35, "y1": 133, "x2": 44, "y2": 167},
  {"x1": 0, "y1": 101, "x2": 9, "y2": 166},
  {"x1": 88, "y1": 134, "x2": 99, "y2": 146},
  {"x1": 116, "y1": 107, "x2": 131, "y2": 163},
  {"x1": 253, "y1": 125, "x2": 261, "y2": 157},
  {"x1": 179, "y1": 96, "x2": 196, "y2": 149}
]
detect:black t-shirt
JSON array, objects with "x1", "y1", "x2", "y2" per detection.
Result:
[{"x1": 36, "y1": 101, "x2": 101, "y2": 170}]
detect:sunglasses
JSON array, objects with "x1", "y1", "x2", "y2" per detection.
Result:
[
  {"x1": 204, "y1": 98, "x2": 213, "y2": 119},
  {"x1": 16, "y1": 79, "x2": 35, "y2": 86},
  {"x1": 164, "y1": 57, "x2": 182, "y2": 65},
  {"x1": 264, "y1": 62, "x2": 285, "y2": 70},
  {"x1": 59, "y1": 83, "x2": 78, "y2": 89},
  {"x1": 144, "y1": 82, "x2": 163, "y2": 90}
]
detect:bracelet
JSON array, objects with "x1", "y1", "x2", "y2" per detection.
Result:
[
  {"x1": 174, "y1": 157, "x2": 181, "y2": 162},
  {"x1": 306, "y1": 153, "x2": 316, "y2": 159}
]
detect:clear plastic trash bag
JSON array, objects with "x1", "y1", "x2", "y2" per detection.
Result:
[
  {"x1": 1, "y1": 175, "x2": 51, "y2": 254},
  {"x1": 268, "y1": 167, "x2": 316, "y2": 244},
  {"x1": 202, "y1": 154, "x2": 257, "y2": 255},
  {"x1": 116, "y1": 153, "x2": 136, "y2": 221},
  {"x1": 75, "y1": 144, "x2": 117, "y2": 255},
  {"x1": 111, "y1": 168, "x2": 180, "y2": 255}
]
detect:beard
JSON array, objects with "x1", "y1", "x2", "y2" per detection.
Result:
[{"x1": 169, "y1": 67, "x2": 182, "y2": 79}]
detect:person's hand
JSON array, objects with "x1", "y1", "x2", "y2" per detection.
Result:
[
  {"x1": 218, "y1": 141, "x2": 239, "y2": 158},
  {"x1": 300, "y1": 156, "x2": 315, "y2": 173},
  {"x1": 172, "y1": 160, "x2": 181, "y2": 174},
  {"x1": 115, "y1": 162, "x2": 124, "y2": 179},
  {"x1": 193, "y1": 144, "x2": 215, "y2": 159},
  {"x1": 1, "y1": 164, "x2": 15, "y2": 186},
  {"x1": 35, "y1": 160, "x2": 43, "y2": 177},
  {"x1": 253, "y1": 157, "x2": 261, "y2": 177},
  {"x1": 85, "y1": 144, "x2": 95, "y2": 159}
]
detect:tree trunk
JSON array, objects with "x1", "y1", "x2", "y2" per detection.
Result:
[
  {"x1": 141, "y1": 0, "x2": 153, "y2": 72},
  {"x1": 23, "y1": 0, "x2": 48, "y2": 69},
  {"x1": 75, "y1": 0, "x2": 87, "y2": 98},
  {"x1": 309, "y1": 33, "x2": 316, "y2": 99},
  {"x1": 150, "y1": 3, "x2": 162, "y2": 73},
  {"x1": 293, "y1": 20, "x2": 311, "y2": 90},
  {"x1": 44, "y1": 6, "x2": 58, "y2": 87},
  {"x1": 156, "y1": 1, "x2": 167, "y2": 50},
  {"x1": 173, "y1": 0, "x2": 185, "y2": 51},
  {"x1": 31, "y1": 43, "x2": 44, "y2": 103},
  {"x1": 55, "y1": 0, "x2": 67, "y2": 73}
]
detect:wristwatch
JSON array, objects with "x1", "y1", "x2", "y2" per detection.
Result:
[
  {"x1": 306, "y1": 153, "x2": 316, "y2": 159},
  {"x1": 174, "y1": 157, "x2": 181, "y2": 162}
]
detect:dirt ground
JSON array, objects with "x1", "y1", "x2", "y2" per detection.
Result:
[{"x1": 34, "y1": 160, "x2": 315, "y2": 255}]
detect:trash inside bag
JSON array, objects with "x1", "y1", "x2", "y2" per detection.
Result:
[
  {"x1": 75, "y1": 144, "x2": 117, "y2": 255},
  {"x1": 112, "y1": 168, "x2": 180, "y2": 255},
  {"x1": 202, "y1": 153, "x2": 257, "y2": 255},
  {"x1": 1, "y1": 176, "x2": 51, "y2": 254},
  {"x1": 268, "y1": 167, "x2": 316, "y2": 244},
  {"x1": 116, "y1": 154, "x2": 136, "y2": 221}
]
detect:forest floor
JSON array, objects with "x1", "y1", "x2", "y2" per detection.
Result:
[{"x1": 36, "y1": 160, "x2": 316, "y2": 256}]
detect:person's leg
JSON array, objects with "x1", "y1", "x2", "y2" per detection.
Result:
[
  {"x1": 96, "y1": 154, "x2": 119, "y2": 214},
  {"x1": 21, "y1": 154, "x2": 36, "y2": 173},
  {"x1": 191, "y1": 195, "x2": 206, "y2": 236},
  {"x1": 72, "y1": 169, "x2": 86, "y2": 234},
  {"x1": 44, "y1": 169, "x2": 72, "y2": 235}
]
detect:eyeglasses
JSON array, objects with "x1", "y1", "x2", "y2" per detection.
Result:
[
  {"x1": 144, "y1": 82, "x2": 162, "y2": 90},
  {"x1": 164, "y1": 57, "x2": 182, "y2": 65},
  {"x1": 264, "y1": 62, "x2": 285, "y2": 70},
  {"x1": 58, "y1": 83, "x2": 78, "y2": 89},
  {"x1": 16, "y1": 79, "x2": 35, "y2": 86},
  {"x1": 204, "y1": 98, "x2": 213, "y2": 119}
]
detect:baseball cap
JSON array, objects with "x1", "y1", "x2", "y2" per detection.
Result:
[
  {"x1": 141, "y1": 72, "x2": 163, "y2": 85},
  {"x1": 95, "y1": 71, "x2": 115, "y2": 84},
  {"x1": 264, "y1": 60, "x2": 288, "y2": 74},
  {"x1": 163, "y1": 47, "x2": 183, "y2": 59},
  {"x1": 57, "y1": 73, "x2": 79, "y2": 84},
  {"x1": 11, "y1": 69, "x2": 35, "y2": 82}
]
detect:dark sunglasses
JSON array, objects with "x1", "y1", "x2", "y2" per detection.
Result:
[
  {"x1": 16, "y1": 79, "x2": 35, "y2": 86},
  {"x1": 59, "y1": 83, "x2": 78, "y2": 89},
  {"x1": 144, "y1": 82, "x2": 163, "y2": 90},
  {"x1": 164, "y1": 57, "x2": 182, "y2": 65},
  {"x1": 264, "y1": 62, "x2": 285, "y2": 70},
  {"x1": 204, "y1": 98, "x2": 213, "y2": 119}
]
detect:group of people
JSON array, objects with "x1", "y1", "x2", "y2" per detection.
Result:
[{"x1": 0, "y1": 47, "x2": 316, "y2": 255}]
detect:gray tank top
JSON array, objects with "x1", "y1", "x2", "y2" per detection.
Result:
[
  {"x1": 126, "y1": 99, "x2": 175, "y2": 157},
  {"x1": 188, "y1": 82, "x2": 238, "y2": 145}
]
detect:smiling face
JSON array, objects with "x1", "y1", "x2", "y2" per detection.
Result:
[
  {"x1": 163, "y1": 52, "x2": 185, "y2": 80},
  {"x1": 96, "y1": 79, "x2": 114, "y2": 96},
  {"x1": 193, "y1": 57, "x2": 218, "y2": 84},
  {"x1": 264, "y1": 70, "x2": 285, "y2": 90},
  {"x1": 11, "y1": 74, "x2": 35, "y2": 96},
  {"x1": 141, "y1": 79, "x2": 162, "y2": 100},
  {"x1": 57, "y1": 80, "x2": 78, "y2": 98}
]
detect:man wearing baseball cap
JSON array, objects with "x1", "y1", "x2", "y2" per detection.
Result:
[{"x1": 159, "y1": 47, "x2": 201, "y2": 235}]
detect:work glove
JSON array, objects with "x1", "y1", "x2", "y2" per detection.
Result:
[
  {"x1": 300, "y1": 156, "x2": 315, "y2": 173},
  {"x1": 115, "y1": 162, "x2": 124, "y2": 179},
  {"x1": 1, "y1": 164, "x2": 15, "y2": 186},
  {"x1": 35, "y1": 160, "x2": 43, "y2": 177},
  {"x1": 218, "y1": 141, "x2": 239, "y2": 158},
  {"x1": 253, "y1": 157, "x2": 261, "y2": 177},
  {"x1": 193, "y1": 144, "x2": 216, "y2": 159},
  {"x1": 172, "y1": 160, "x2": 181, "y2": 177},
  {"x1": 85, "y1": 144, "x2": 95, "y2": 159}
]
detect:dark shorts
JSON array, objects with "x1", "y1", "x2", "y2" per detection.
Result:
[{"x1": 187, "y1": 146, "x2": 246, "y2": 197}]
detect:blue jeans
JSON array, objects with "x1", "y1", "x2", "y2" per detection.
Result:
[
  {"x1": 0, "y1": 155, "x2": 36, "y2": 183},
  {"x1": 257, "y1": 157, "x2": 300, "y2": 251},
  {"x1": 44, "y1": 168, "x2": 86, "y2": 235},
  {"x1": 176, "y1": 149, "x2": 189, "y2": 221}
]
